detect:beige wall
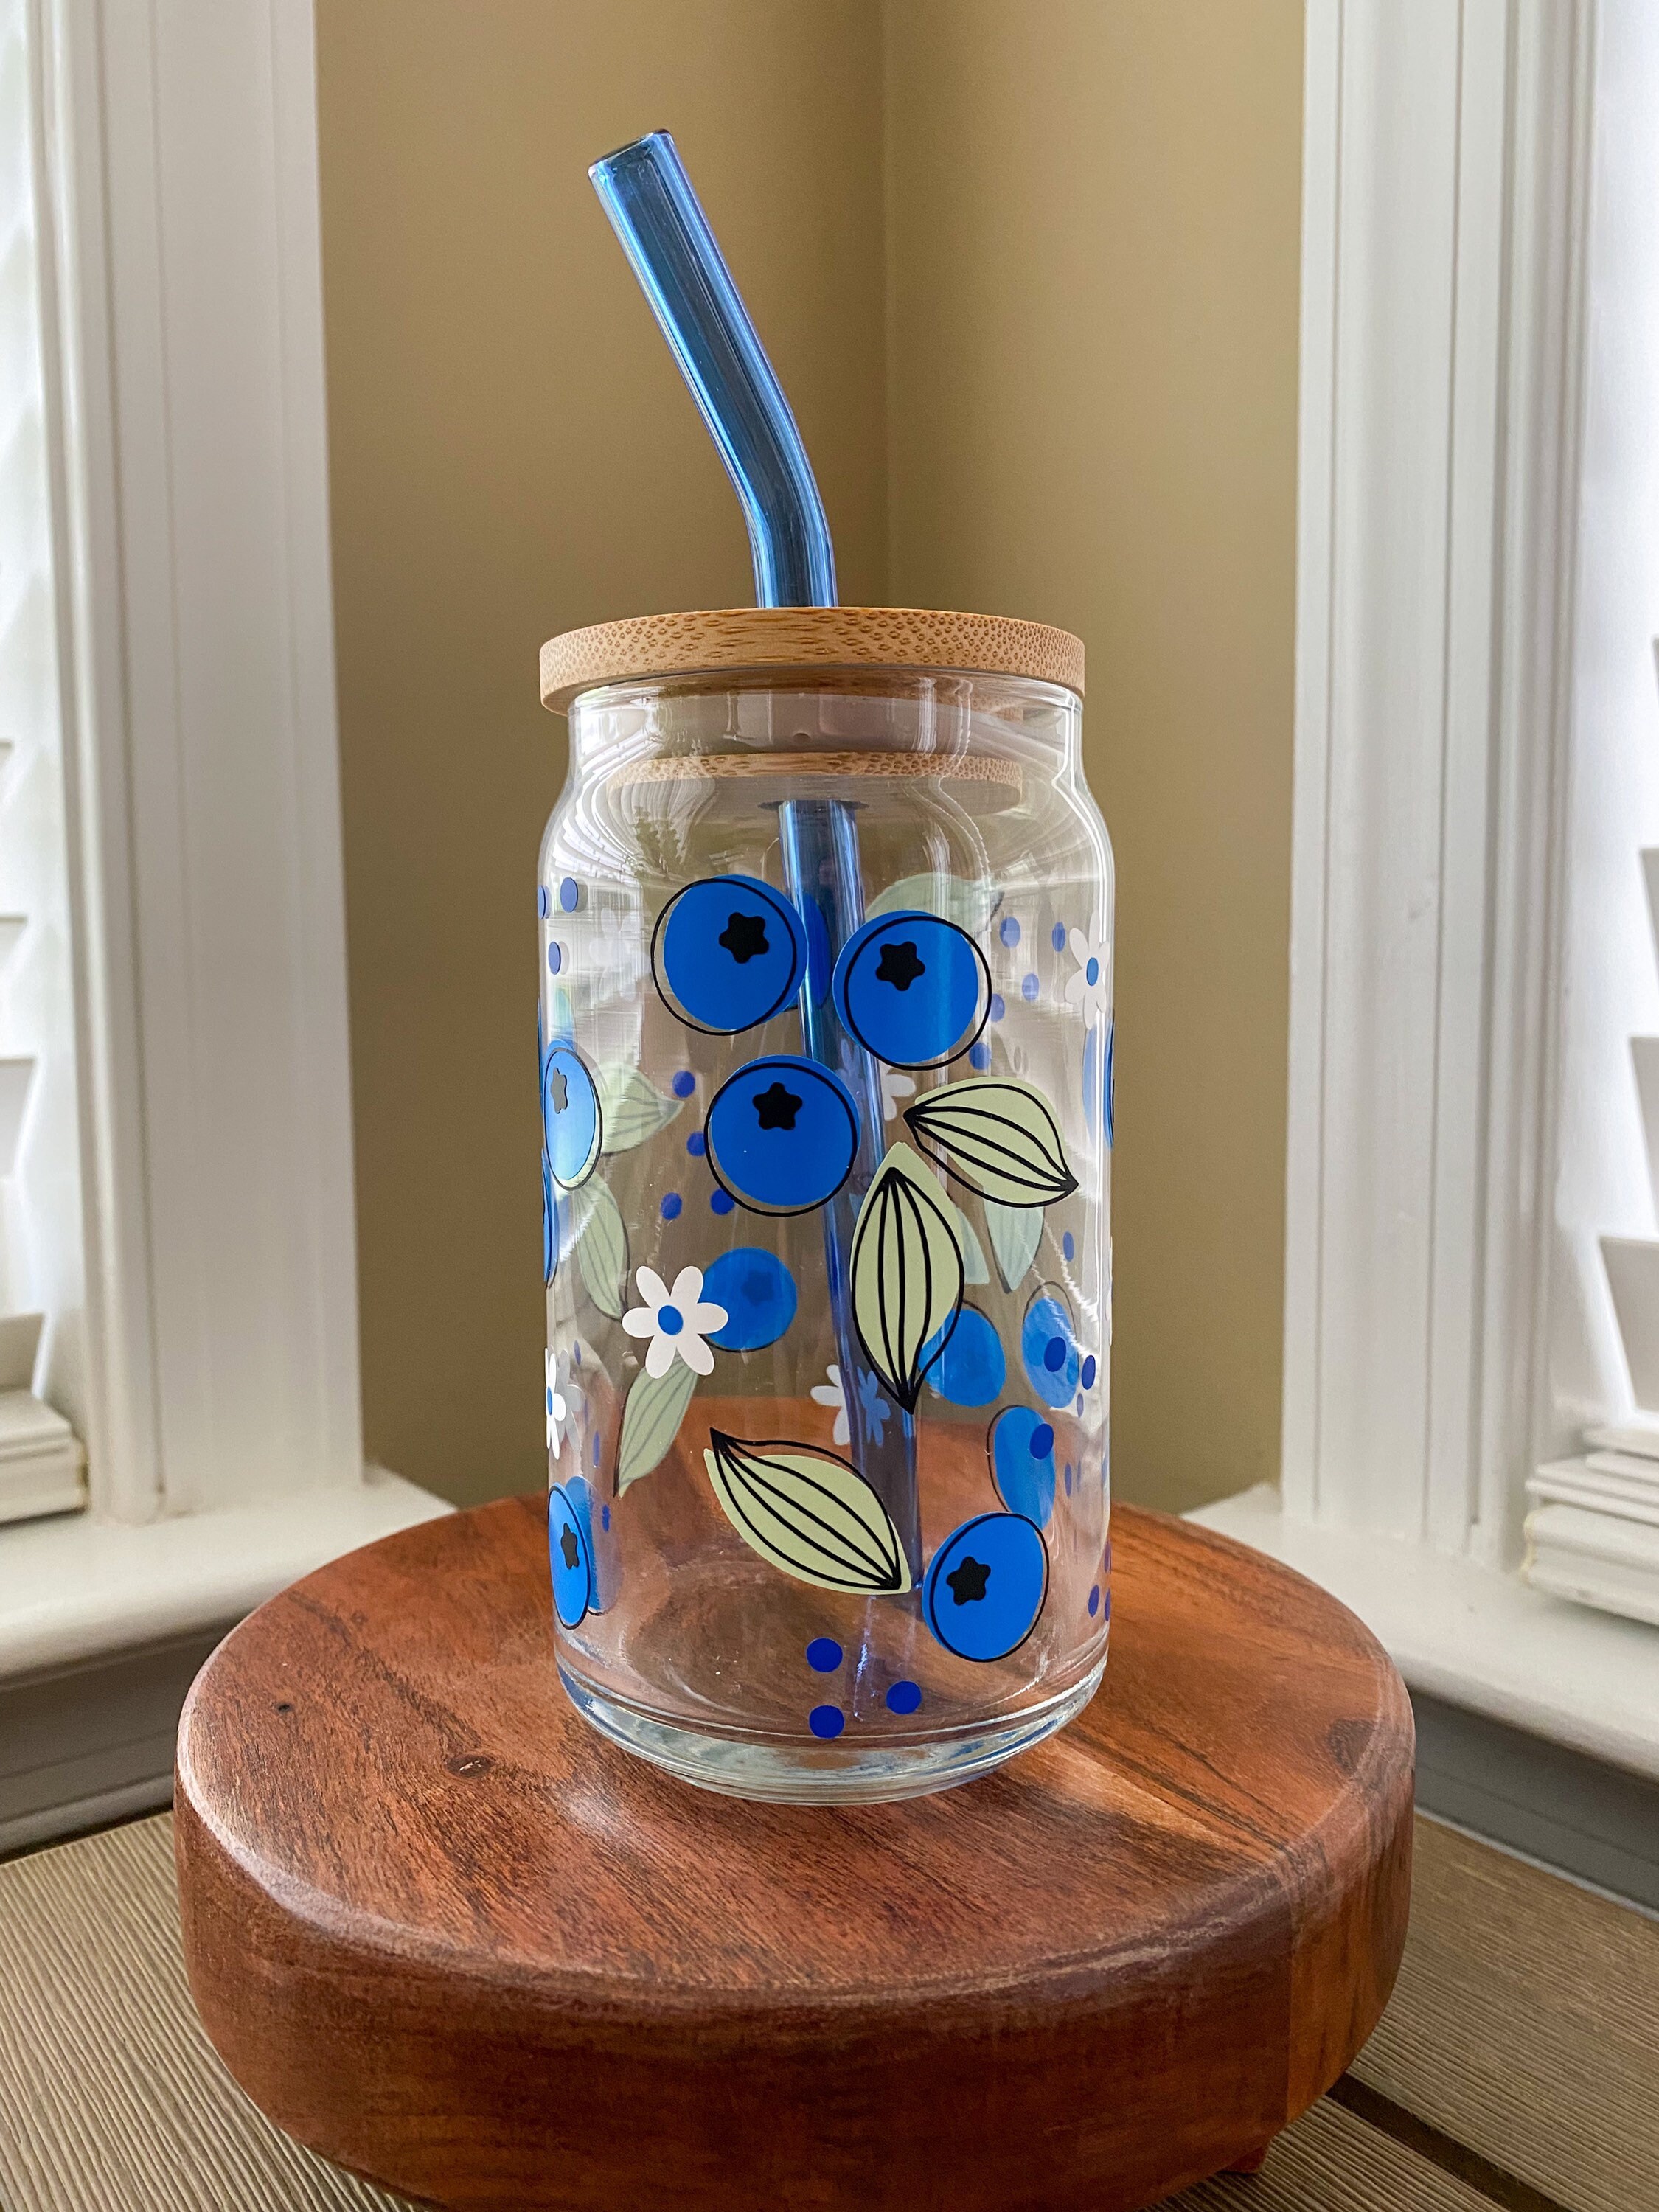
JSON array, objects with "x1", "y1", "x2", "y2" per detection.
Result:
[
  {"x1": 315, "y1": 0, "x2": 1301, "y2": 1514},
  {"x1": 885, "y1": 1, "x2": 1303, "y2": 1512}
]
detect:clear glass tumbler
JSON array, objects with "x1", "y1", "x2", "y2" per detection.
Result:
[{"x1": 536, "y1": 611, "x2": 1113, "y2": 1801}]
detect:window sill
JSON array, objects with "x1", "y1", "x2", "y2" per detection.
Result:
[
  {"x1": 0, "y1": 1471, "x2": 452, "y2": 1679},
  {"x1": 1187, "y1": 1486, "x2": 1659, "y2": 1784}
]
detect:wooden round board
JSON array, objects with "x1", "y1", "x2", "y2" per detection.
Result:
[{"x1": 174, "y1": 1479, "x2": 1413, "y2": 2212}]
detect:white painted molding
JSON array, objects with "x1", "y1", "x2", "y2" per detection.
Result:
[
  {"x1": 1284, "y1": 0, "x2": 1593, "y2": 1567},
  {"x1": 29, "y1": 0, "x2": 362, "y2": 1519}
]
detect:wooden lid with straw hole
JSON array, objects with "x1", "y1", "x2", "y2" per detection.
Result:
[{"x1": 539, "y1": 605, "x2": 1085, "y2": 714}]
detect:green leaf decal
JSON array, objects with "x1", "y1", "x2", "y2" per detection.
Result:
[
  {"x1": 616, "y1": 1360, "x2": 698, "y2": 1491},
  {"x1": 849, "y1": 1142, "x2": 964, "y2": 1413},
  {"x1": 595, "y1": 1063, "x2": 682, "y2": 1153},
  {"x1": 866, "y1": 873, "x2": 998, "y2": 934},
  {"x1": 951, "y1": 1202, "x2": 991, "y2": 1286},
  {"x1": 984, "y1": 1199, "x2": 1043, "y2": 1291},
  {"x1": 903, "y1": 1079, "x2": 1077, "y2": 1207},
  {"x1": 703, "y1": 1431, "x2": 912, "y2": 1593},
  {"x1": 573, "y1": 1178, "x2": 629, "y2": 1318}
]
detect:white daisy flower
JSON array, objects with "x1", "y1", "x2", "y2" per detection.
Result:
[
  {"x1": 810, "y1": 1363, "x2": 851, "y2": 1445},
  {"x1": 545, "y1": 1345, "x2": 579, "y2": 1459},
  {"x1": 1065, "y1": 927, "x2": 1111, "y2": 1021},
  {"x1": 880, "y1": 1065, "x2": 917, "y2": 1123},
  {"x1": 621, "y1": 1265, "x2": 728, "y2": 1379}
]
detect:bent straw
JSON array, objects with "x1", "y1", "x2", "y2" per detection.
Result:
[{"x1": 590, "y1": 132, "x2": 920, "y2": 1571}]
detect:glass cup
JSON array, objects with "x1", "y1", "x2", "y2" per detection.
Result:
[{"x1": 537, "y1": 615, "x2": 1113, "y2": 1801}]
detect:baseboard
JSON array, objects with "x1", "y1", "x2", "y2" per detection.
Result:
[
  {"x1": 1411, "y1": 1688, "x2": 1659, "y2": 1916},
  {"x1": 0, "y1": 1628, "x2": 228, "y2": 1854}
]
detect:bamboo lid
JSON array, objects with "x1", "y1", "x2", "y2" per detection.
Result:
[{"x1": 539, "y1": 605, "x2": 1085, "y2": 713}]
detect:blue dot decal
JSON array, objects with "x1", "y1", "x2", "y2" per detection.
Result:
[
  {"x1": 660, "y1": 1192, "x2": 681, "y2": 1221},
  {"x1": 559, "y1": 877, "x2": 580, "y2": 914},
  {"x1": 989, "y1": 993, "x2": 1006, "y2": 1023},
  {"x1": 549, "y1": 1486, "x2": 591, "y2": 1629},
  {"x1": 805, "y1": 1637, "x2": 843, "y2": 1673},
  {"x1": 546, "y1": 940, "x2": 563, "y2": 975},
  {"x1": 653, "y1": 874, "x2": 807, "y2": 1035},
  {"x1": 1082, "y1": 1354, "x2": 1098, "y2": 1391},
  {"x1": 710, "y1": 1189, "x2": 735, "y2": 1215},
  {"x1": 705, "y1": 1055, "x2": 860, "y2": 1215},
  {"x1": 672, "y1": 1069, "x2": 696, "y2": 1099},
  {"x1": 924, "y1": 1305, "x2": 1006, "y2": 1407},
  {"x1": 1022, "y1": 1290, "x2": 1080, "y2": 1408},
  {"x1": 830, "y1": 911, "x2": 990, "y2": 1071},
  {"x1": 686, "y1": 1131, "x2": 706, "y2": 1156},
  {"x1": 1020, "y1": 972, "x2": 1040, "y2": 1002},
  {"x1": 1089, "y1": 1585, "x2": 1100, "y2": 1617},
  {"x1": 808, "y1": 1704, "x2": 846, "y2": 1739},
  {"x1": 969, "y1": 1041, "x2": 992, "y2": 1071},
  {"x1": 886, "y1": 1680, "x2": 922, "y2": 1715},
  {"x1": 542, "y1": 1042, "x2": 601, "y2": 1190},
  {"x1": 1062, "y1": 1231, "x2": 1076, "y2": 1264},
  {"x1": 538, "y1": 886, "x2": 551, "y2": 919},
  {"x1": 1000, "y1": 916, "x2": 1021, "y2": 947},
  {"x1": 989, "y1": 1405, "x2": 1057, "y2": 1526},
  {"x1": 923, "y1": 1513, "x2": 1048, "y2": 1663},
  {"x1": 706, "y1": 1247, "x2": 799, "y2": 1351},
  {"x1": 1051, "y1": 922, "x2": 1067, "y2": 952}
]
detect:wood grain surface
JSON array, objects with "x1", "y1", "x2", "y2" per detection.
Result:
[
  {"x1": 173, "y1": 1485, "x2": 1413, "y2": 2212},
  {"x1": 538, "y1": 604, "x2": 1085, "y2": 711}
]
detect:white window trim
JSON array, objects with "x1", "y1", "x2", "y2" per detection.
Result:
[
  {"x1": 2, "y1": 0, "x2": 444, "y2": 1735},
  {"x1": 1193, "y1": 0, "x2": 1659, "y2": 1781}
]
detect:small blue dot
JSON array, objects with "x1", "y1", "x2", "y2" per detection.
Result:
[
  {"x1": 1082, "y1": 1354, "x2": 1098, "y2": 1390},
  {"x1": 999, "y1": 917, "x2": 1021, "y2": 947},
  {"x1": 1021, "y1": 972, "x2": 1040, "y2": 1002},
  {"x1": 1051, "y1": 922, "x2": 1067, "y2": 952},
  {"x1": 559, "y1": 877, "x2": 580, "y2": 913},
  {"x1": 1089, "y1": 1585, "x2": 1101, "y2": 1616},
  {"x1": 546, "y1": 941, "x2": 563, "y2": 975},
  {"x1": 601, "y1": 1504, "x2": 611, "y2": 1531},
  {"x1": 808, "y1": 1704, "x2": 845, "y2": 1739},
  {"x1": 1076, "y1": 1393, "x2": 1085, "y2": 1416},
  {"x1": 591, "y1": 1433, "x2": 601, "y2": 1468},
  {"x1": 710, "y1": 1188, "x2": 735, "y2": 1215},
  {"x1": 1044, "y1": 1335, "x2": 1067, "y2": 1373},
  {"x1": 660, "y1": 1192, "x2": 682, "y2": 1221},
  {"x1": 686, "y1": 1131, "x2": 706, "y2": 1156},
  {"x1": 1030, "y1": 1422, "x2": 1054, "y2": 1458},
  {"x1": 1065, "y1": 1462, "x2": 1074, "y2": 1495},
  {"x1": 1085, "y1": 956, "x2": 1101, "y2": 987},
  {"x1": 1102, "y1": 1589, "x2": 1112, "y2": 1621},
  {"x1": 1062, "y1": 1231, "x2": 1076, "y2": 1263},
  {"x1": 969, "y1": 1041, "x2": 992, "y2": 1070},
  {"x1": 806, "y1": 1637, "x2": 842, "y2": 1673},
  {"x1": 886, "y1": 1680, "x2": 922, "y2": 1715},
  {"x1": 538, "y1": 886, "x2": 551, "y2": 918},
  {"x1": 989, "y1": 994, "x2": 1006, "y2": 1022},
  {"x1": 658, "y1": 1303, "x2": 684, "y2": 1335},
  {"x1": 672, "y1": 1069, "x2": 696, "y2": 1098},
  {"x1": 572, "y1": 1343, "x2": 582, "y2": 1366}
]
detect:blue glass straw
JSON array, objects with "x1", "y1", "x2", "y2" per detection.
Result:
[{"x1": 590, "y1": 132, "x2": 920, "y2": 1571}]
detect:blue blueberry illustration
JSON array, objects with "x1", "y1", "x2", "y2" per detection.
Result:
[
  {"x1": 653, "y1": 874, "x2": 808, "y2": 1034},
  {"x1": 830, "y1": 910, "x2": 990, "y2": 1070},
  {"x1": 1022, "y1": 1290, "x2": 1081, "y2": 1409},
  {"x1": 989, "y1": 1405, "x2": 1057, "y2": 1526},
  {"x1": 923, "y1": 1513, "x2": 1048, "y2": 1663},
  {"x1": 704, "y1": 1055, "x2": 860, "y2": 1214},
  {"x1": 924, "y1": 1305, "x2": 1006, "y2": 1407},
  {"x1": 541, "y1": 1042, "x2": 602, "y2": 1190},
  {"x1": 549, "y1": 1485, "x2": 592, "y2": 1629},
  {"x1": 706, "y1": 1247, "x2": 799, "y2": 1351},
  {"x1": 562, "y1": 1474, "x2": 611, "y2": 1614}
]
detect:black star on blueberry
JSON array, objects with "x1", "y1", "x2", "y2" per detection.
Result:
[
  {"x1": 875, "y1": 939, "x2": 926, "y2": 991},
  {"x1": 559, "y1": 1524, "x2": 580, "y2": 1571},
  {"x1": 945, "y1": 1554, "x2": 991, "y2": 1605},
  {"x1": 753, "y1": 1080, "x2": 803, "y2": 1131},
  {"x1": 720, "y1": 910, "x2": 771, "y2": 964},
  {"x1": 548, "y1": 1068, "x2": 568, "y2": 1115}
]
